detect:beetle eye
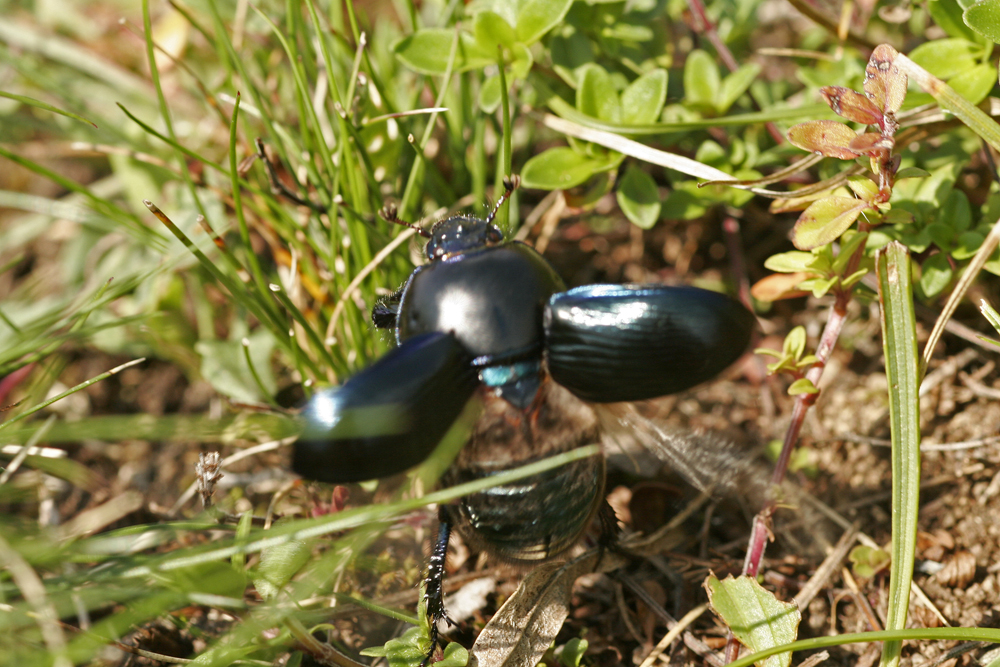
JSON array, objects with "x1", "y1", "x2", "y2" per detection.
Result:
[{"x1": 486, "y1": 227, "x2": 503, "y2": 244}]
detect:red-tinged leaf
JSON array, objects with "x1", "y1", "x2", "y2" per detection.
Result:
[
  {"x1": 864, "y1": 44, "x2": 906, "y2": 116},
  {"x1": 848, "y1": 132, "x2": 894, "y2": 157},
  {"x1": 750, "y1": 273, "x2": 815, "y2": 302},
  {"x1": 787, "y1": 120, "x2": 860, "y2": 159},
  {"x1": 820, "y1": 86, "x2": 883, "y2": 125},
  {"x1": 792, "y1": 196, "x2": 870, "y2": 250}
]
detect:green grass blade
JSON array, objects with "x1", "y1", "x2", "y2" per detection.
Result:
[
  {"x1": 726, "y1": 628, "x2": 1000, "y2": 667},
  {"x1": 875, "y1": 242, "x2": 921, "y2": 667},
  {"x1": 0, "y1": 90, "x2": 97, "y2": 127},
  {"x1": 895, "y1": 53, "x2": 1000, "y2": 153}
]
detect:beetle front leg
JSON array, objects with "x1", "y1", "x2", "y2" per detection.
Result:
[
  {"x1": 422, "y1": 506, "x2": 456, "y2": 667},
  {"x1": 594, "y1": 499, "x2": 624, "y2": 572},
  {"x1": 372, "y1": 289, "x2": 402, "y2": 329}
]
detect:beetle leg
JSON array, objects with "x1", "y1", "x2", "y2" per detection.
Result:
[
  {"x1": 484, "y1": 175, "x2": 521, "y2": 226},
  {"x1": 371, "y1": 289, "x2": 402, "y2": 329},
  {"x1": 594, "y1": 499, "x2": 624, "y2": 572},
  {"x1": 422, "y1": 506, "x2": 455, "y2": 667}
]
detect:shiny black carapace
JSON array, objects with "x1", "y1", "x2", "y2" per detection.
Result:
[{"x1": 293, "y1": 177, "x2": 756, "y2": 660}]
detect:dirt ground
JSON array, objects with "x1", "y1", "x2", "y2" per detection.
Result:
[{"x1": 11, "y1": 208, "x2": 999, "y2": 667}]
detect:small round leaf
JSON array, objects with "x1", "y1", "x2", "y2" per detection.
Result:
[{"x1": 616, "y1": 165, "x2": 661, "y2": 229}]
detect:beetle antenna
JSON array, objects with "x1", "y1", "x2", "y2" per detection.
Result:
[
  {"x1": 485, "y1": 175, "x2": 521, "y2": 226},
  {"x1": 380, "y1": 204, "x2": 432, "y2": 238}
]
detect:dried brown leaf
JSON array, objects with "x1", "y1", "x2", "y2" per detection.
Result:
[
  {"x1": 820, "y1": 86, "x2": 883, "y2": 126},
  {"x1": 787, "y1": 120, "x2": 860, "y2": 160},
  {"x1": 864, "y1": 44, "x2": 906, "y2": 116},
  {"x1": 847, "y1": 132, "x2": 894, "y2": 157},
  {"x1": 470, "y1": 559, "x2": 590, "y2": 667},
  {"x1": 750, "y1": 273, "x2": 815, "y2": 302}
]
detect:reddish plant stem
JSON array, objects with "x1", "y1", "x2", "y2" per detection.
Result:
[
  {"x1": 724, "y1": 231, "x2": 867, "y2": 663},
  {"x1": 685, "y1": 0, "x2": 785, "y2": 145},
  {"x1": 723, "y1": 217, "x2": 752, "y2": 311}
]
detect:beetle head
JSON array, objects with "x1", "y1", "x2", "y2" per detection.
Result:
[{"x1": 425, "y1": 216, "x2": 504, "y2": 260}]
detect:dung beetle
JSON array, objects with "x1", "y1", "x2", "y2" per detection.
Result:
[{"x1": 293, "y1": 176, "x2": 756, "y2": 662}]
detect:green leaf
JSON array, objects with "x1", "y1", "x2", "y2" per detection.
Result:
[
  {"x1": 792, "y1": 196, "x2": 869, "y2": 250},
  {"x1": 157, "y1": 561, "x2": 248, "y2": 599},
  {"x1": 847, "y1": 175, "x2": 879, "y2": 201},
  {"x1": 621, "y1": 69, "x2": 668, "y2": 124},
  {"x1": 521, "y1": 147, "x2": 616, "y2": 190},
  {"x1": 616, "y1": 165, "x2": 661, "y2": 229},
  {"x1": 559, "y1": 638, "x2": 589, "y2": 667},
  {"x1": 798, "y1": 276, "x2": 838, "y2": 297},
  {"x1": 926, "y1": 222, "x2": 956, "y2": 250},
  {"x1": 849, "y1": 545, "x2": 891, "y2": 578},
  {"x1": 196, "y1": 328, "x2": 277, "y2": 403},
  {"x1": 479, "y1": 75, "x2": 502, "y2": 113},
  {"x1": 253, "y1": 540, "x2": 314, "y2": 600},
  {"x1": 705, "y1": 574, "x2": 800, "y2": 667},
  {"x1": 684, "y1": 50, "x2": 721, "y2": 108},
  {"x1": 510, "y1": 42, "x2": 534, "y2": 79},
  {"x1": 568, "y1": 169, "x2": 618, "y2": 207},
  {"x1": 472, "y1": 0, "x2": 518, "y2": 27},
  {"x1": 785, "y1": 326, "x2": 807, "y2": 358},
  {"x1": 361, "y1": 627, "x2": 428, "y2": 666},
  {"x1": 947, "y1": 62, "x2": 997, "y2": 103},
  {"x1": 832, "y1": 230, "x2": 869, "y2": 274},
  {"x1": 919, "y1": 252, "x2": 954, "y2": 296},
  {"x1": 930, "y1": 0, "x2": 981, "y2": 40},
  {"x1": 895, "y1": 167, "x2": 930, "y2": 179},
  {"x1": 549, "y1": 29, "x2": 594, "y2": 87},
  {"x1": 914, "y1": 163, "x2": 960, "y2": 205},
  {"x1": 394, "y1": 29, "x2": 492, "y2": 75},
  {"x1": 788, "y1": 378, "x2": 820, "y2": 395},
  {"x1": 661, "y1": 183, "x2": 709, "y2": 220},
  {"x1": 909, "y1": 38, "x2": 979, "y2": 79},
  {"x1": 755, "y1": 347, "x2": 784, "y2": 360},
  {"x1": 577, "y1": 64, "x2": 621, "y2": 123},
  {"x1": 515, "y1": 0, "x2": 575, "y2": 44},
  {"x1": 953, "y1": 230, "x2": 985, "y2": 259},
  {"x1": 437, "y1": 643, "x2": 470, "y2": 667},
  {"x1": 964, "y1": 0, "x2": 1000, "y2": 42},
  {"x1": 842, "y1": 268, "x2": 870, "y2": 288},
  {"x1": 883, "y1": 208, "x2": 915, "y2": 224},
  {"x1": 474, "y1": 11, "x2": 517, "y2": 52},
  {"x1": 764, "y1": 251, "x2": 816, "y2": 273},
  {"x1": 717, "y1": 63, "x2": 762, "y2": 113},
  {"x1": 940, "y1": 188, "x2": 972, "y2": 233}
]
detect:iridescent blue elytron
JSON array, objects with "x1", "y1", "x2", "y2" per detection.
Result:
[{"x1": 292, "y1": 177, "x2": 755, "y2": 661}]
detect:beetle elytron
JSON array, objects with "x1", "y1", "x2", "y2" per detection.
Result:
[{"x1": 293, "y1": 177, "x2": 755, "y2": 661}]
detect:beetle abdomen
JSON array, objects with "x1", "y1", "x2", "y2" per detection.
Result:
[
  {"x1": 544, "y1": 284, "x2": 755, "y2": 403},
  {"x1": 449, "y1": 455, "x2": 605, "y2": 562},
  {"x1": 398, "y1": 243, "x2": 565, "y2": 362},
  {"x1": 445, "y1": 379, "x2": 604, "y2": 562}
]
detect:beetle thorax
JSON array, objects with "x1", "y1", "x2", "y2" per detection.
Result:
[
  {"x1": 397, "y1": 243, "x2": 566, "y2": 364},
  {"x1": 425, "y1": 215, "x2": 504, "y2": 260}
]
